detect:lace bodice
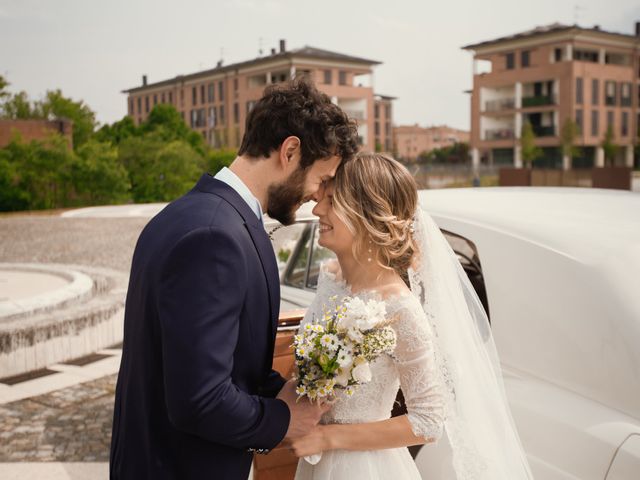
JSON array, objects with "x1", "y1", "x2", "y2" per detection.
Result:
[{"x1": 298, "y1": 263, "x2": 445, "y2": 441}]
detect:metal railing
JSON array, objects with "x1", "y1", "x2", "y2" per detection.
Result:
[
  {"x1": 522, "y1": 94, "x2": 557, "y2": 107},
  {"x1": 484, "y1": 98, "x2": 515, "y2": 112},
  {"x1": 484, "y1": 128, "x2": 515, "y2": 140}
]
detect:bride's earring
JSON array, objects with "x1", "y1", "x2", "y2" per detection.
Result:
[{"x1": 367, "y1": 240, "x2": 373, "y2": 262}]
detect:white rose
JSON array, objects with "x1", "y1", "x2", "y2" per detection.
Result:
[
  {"x1": 335, "y1": 367, "x2": 351, "y2": 386},
  {"x1": 351, "y1": 361, "x2": 372, "y2": 383}
]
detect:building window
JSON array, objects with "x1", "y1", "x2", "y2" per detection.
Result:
[
  {"x1": 233, "y1": 78, "x2": 238, "y2": 91},
  {"x1": 208, "y1": 83, "x2": 215, "y2": 103},
  {"x1": 576, "y1": 78, "x2": 583, "y2": 104},
  {"x1": 219, "y1": 105, "x2": 225, "y2": 124},
  {"x1": 233, "y1": 103, "x2": 239, "y2": 124},
  {"x1": 554, "y1": 48, "x2": 563, "y2": 62},
  {"x1": 620, "y1": 82, "x2": 632, "y2": 107},
  {"x1": 505, "y1": 52, "x2": 515, "y2": 70},
  {"x1": 622, "y1": 111, "x2": 629, "y2": 137},
  {"x1": 145, "y1": 96, "x2": 149, "y2": 113},
  {"x1": 574, "y1": 49, "x2": 598, "y2": 62},
  {"x1": 591, "y1": 79, "x2": 599, "y2": 105},
  {"x1": 153, "y1": 94, "x2": 157, "y2": 106},
  {"x1": 607, "y1": 110, "x2": 614, "y2": 131},
  {"x1": 575, "y1": 109, "x2": 583, "y2": 133},
  {"x1": 521, "y1": 50, "x2": 530, "y2": 68},
  {"x1": 160, "y1": 93, "x2": 165, "y2": 104},
  {"x1": 385, "y1": 105, "x2": 391, "y2": 118},
  {"x1": 201, "y1": 85, "x2": 205, "y2": 104},
  {"x1": 129, "y1": 99, "x2": 133, "y2": 115},
  {"x1": 169, "y1": 91, "x2": 173, "y2": 104},
  {"x1": 374, "y1": 104, "x2": 380, "y2": 119},
  {"x1": 208, "y1": 107, "x2": 216, "y2": 127},
  {"x1": 137, "y1": 97, "x2": 141, "y2": 114},
  {"x1": 591, "y1": 110, "x2": 599, "y2": 137},
  {"x1": 338, "y1": 71, "x2": 347, "y2": 85},
  {"x1": 324, "y1": 70, "x2": 332, "y2": 84},
  {"x1": 192, "y1": 87, "x2": 197, "y2": 105},
  {"x1": 190, "y1": 109, "x2": 196, "y2": 128},
  {"x1": 605, "y1": 81, "x2": 616, "y2": 106},
  {"x1": 219, "y1": 81, "x2": 225, "y2": 101},
  {"x1": 375, "y1": 122, "x2": 380, "y2": 135}
]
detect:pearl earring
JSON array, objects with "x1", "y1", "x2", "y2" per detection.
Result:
[{"x1": 367, "y1": 240, "x2": 373, "y2": 262}]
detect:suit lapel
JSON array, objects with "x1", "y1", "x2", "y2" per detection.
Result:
[{"x1": 194, "y1": 174, "x2": 280, "y2": 345}]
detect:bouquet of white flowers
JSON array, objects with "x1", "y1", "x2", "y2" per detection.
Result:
[{"x1": 292, "y1": 295, "x2": 397, "y2": 402}]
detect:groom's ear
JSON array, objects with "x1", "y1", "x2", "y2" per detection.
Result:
[{"x1": 279, "y1": 136, "x2": 301, "y2": 171}]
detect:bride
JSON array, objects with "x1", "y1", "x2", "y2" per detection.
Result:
[{"x1": 290, "y1": 153, "x2": 534, "y2": 479}]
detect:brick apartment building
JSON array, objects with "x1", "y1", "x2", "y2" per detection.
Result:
[
  {"x1": 394, "y1": 124, "x2": 470, "y2": 162},
  {"x1": 122, "y1": 41, "x2": 394, "y2": 152},
  {"x1": 463, "y1": 22, "x2": 640, "y2": 170},
  {"x1": 0, "y1": 119, "x2": 73, "y2": 149}
]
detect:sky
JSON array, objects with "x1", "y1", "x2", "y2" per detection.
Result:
[{"x1": 1, "y1": 0, "x2": 639, "y2": 131}]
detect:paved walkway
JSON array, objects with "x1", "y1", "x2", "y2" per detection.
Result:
[{"x1": 0, "y1": 211, "x2": 145, "y2": 478}]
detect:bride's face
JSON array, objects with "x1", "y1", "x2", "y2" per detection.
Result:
[{"x1": 311, "y1": 182, "x2": 354, "y2": 255}]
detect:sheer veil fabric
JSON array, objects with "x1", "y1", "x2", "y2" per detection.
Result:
[{"x1": 409, "y1": 207, "x2": 534, "y2": 479}]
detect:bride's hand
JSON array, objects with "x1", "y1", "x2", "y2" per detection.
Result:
[{"x1": 290, "y1": 425, "x2": 333, "y2": 457}]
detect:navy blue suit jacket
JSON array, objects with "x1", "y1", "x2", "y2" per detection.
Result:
[{"x1": 110, "y1": 174, "x2": 290, "y2": 479}]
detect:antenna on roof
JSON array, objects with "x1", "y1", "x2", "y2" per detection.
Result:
[
  {"x1": 217, "y1": 47, "x2": 224, "y2": 67},
  {"x1": 573, "y1": 4, "x2": 586, "y2": 25},
  {"x1": 258, "y1": 37, "x2": 264, "y2": 57}
]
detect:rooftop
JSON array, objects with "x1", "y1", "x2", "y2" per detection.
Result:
[
  {"x1": 462, "y1": 22, "x2": 640, "y2": 51},
  {"x1": 123, "y1": 45, "x2": 380, "y2": 93}
]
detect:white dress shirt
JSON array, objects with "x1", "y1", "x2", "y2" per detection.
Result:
[{"x1": 214, "y1": 167, "x2": 264, "y2": 225}]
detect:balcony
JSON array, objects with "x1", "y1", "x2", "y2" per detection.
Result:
[
  {"x1": 522, "y1": 94, "x2": 556, "y2": 107},
  {"x1": 484, "y1": 128, "x2": 514, "y2": 140},
  {"x1": 484, "y1": 98, "x2": 515, "y2": 112},
  {"x1": 531, "y1": 125, "x2": 556, "y2": 137}
]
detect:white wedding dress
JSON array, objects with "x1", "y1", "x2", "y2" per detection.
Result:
[{"x1": 294, "y1": 264, "x2": 445, "y2": 480}]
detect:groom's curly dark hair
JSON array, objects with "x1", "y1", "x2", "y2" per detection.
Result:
[{"x1": 238, "y1": 77, "x2": 359, "y2": 169}]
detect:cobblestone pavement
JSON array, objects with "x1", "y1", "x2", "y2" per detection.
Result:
[
  {"x1": 0, "y1": 215, "x2": 148, "y2": 272},
  {"x1": 0, "y1": 374, "x2": 116, "y2": 461},
  {"x1": 0, "y1": 214, "x2": 145, "y2": 462}
]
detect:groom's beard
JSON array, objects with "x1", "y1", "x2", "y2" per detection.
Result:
[{"x1": 267, "y1": 167, "x2": 307, "y2": 225}]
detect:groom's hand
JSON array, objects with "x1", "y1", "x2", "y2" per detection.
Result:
[{"x1": 277, "y1": 380, "x2": 330, "y2": 444}]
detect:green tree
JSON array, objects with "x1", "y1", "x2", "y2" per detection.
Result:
[
  {"x1": 140, "y1": 104, "x2": 206, "y2": 155},
  {"x1": 601, "y1": 125, "x2": 618, "y2": 167},
  {"x1": 0, "y1": 75, "x2": 10, "y2": 102},
  {"x1": 119, "y1": 134, "x2": 204, "y2": 203},
  {"x1": 1, "y1": 91, "x2": 38, "y2": 119},
  {"x1": 2, "y1": 133, "x2": 75, "y2": 209},
  {"x1": 207, "y1": 148, "x2": 236, "y2": 175},
  {"x1": 38, "y1": 89, "x2": 97, "y2": 149},
  {"x1": 94, "y1": 115, "x2": 139, "y2": 145},
  {"x1": 0, "y1": 149, "x2": 31, "y2": 211},
  {"x1": 560, "y1": 118, "x2": 581, "y2": 161},
  {"x1": 72, "y1": 140, "x2": 130, "y2": 205},
  {"x1": 417, "y1": 142, "x2": 469, "y2": 164},
  {"x1": 520, "y1": 122, "x2": 542, "y2": 167}
]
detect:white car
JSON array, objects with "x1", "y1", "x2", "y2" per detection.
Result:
[{"x1": 266, "y1": 187, "x2": 640, "y2": 480}]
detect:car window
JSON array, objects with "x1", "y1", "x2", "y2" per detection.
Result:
[
  {"x1": 307, "y1": 225, "x2": 337, "y2": 289},
  {"x1": 283, "y1": 224, "x2": 313, "y2": 289},
  {"x1": 269, "y1": 222, "x2": 306, "y2": 273},
  {"x1": 442, "y1": 229, "x2": 490, "y2": 321}
]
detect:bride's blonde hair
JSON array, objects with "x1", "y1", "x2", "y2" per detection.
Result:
[{"x1": 332, "y1": 152, "x2": 418, "y2": 278}]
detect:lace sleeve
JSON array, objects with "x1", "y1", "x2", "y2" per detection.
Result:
[{"x1": 391, "y1": 299, "x2": 445, "y2": 443}]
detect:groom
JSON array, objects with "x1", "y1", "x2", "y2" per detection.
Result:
[{"x1": 110, "y1": 78, "x2": 358, "y2": 479}]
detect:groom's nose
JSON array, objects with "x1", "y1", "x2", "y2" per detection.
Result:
[{"x1": 312, "y1": 181, "x2": 327, "y2": 203}]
